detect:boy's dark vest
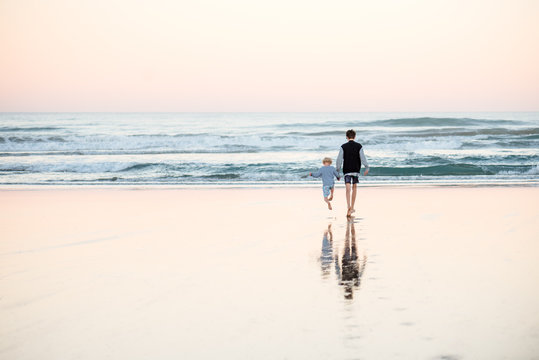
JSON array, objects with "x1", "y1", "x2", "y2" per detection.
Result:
[{"x1": 341, "y1": 141, "x2": 362, "y2": 174}]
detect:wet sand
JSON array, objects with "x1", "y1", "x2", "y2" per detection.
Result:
[{"x1": 1, "y1": 187, "x2": 538, "y2": 359}]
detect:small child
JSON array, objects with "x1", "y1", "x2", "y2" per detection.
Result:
[{"x1": 309, "y1": 157, "x2": 340, "y2": 210}]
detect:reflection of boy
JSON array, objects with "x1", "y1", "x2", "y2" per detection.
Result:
[
  {"x1": 320, "y1": 224, "x2": 334, "y2": 278},
  {"x1": 341, "y1": 222, "x2": 359, "y2": 299},
  {"x1": 336, "y1": 221, "x2": 367, "y2": 300}
]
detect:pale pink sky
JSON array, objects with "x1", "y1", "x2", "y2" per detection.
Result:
[{"x1": 0, "y1": 0, "x2": 538, "y2": 112}]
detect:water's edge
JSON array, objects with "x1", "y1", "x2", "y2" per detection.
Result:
[{"x1": 1, "y1": 181, "x2": 537, "y2": 191}]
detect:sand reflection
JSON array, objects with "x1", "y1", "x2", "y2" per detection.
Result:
[
  {"x1": 320, "y1": 224, "x2": 335, "y2": 279},
  {"x1": 321, "y1": 219, "x2": 367, "y2": 300}
]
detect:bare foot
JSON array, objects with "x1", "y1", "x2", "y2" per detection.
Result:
[
  {"x1": 328, "y1": 202, "x2": 332, "y2": 210},
  {"x1": 328, "y1": 196, "x2": 333, "y2": 201},
  {"x1": 346, "y1": 207, "x2": 351, "y2": 217},
  {"x1": 350, "y1": 208, "x2": 355, "y2": 214}
]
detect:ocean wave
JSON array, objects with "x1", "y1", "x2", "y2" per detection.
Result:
[
  {"x1": 128, "y1": 132, "x2": 214, "y2": 138},
  {"x1": 367, "y1": 164, "x2": 536, "y2": 176},
  {"x1": 388, "y1": 127, "x2": 539, "y2": 138},
  {"x1": 0, "y1": 136, "x2": 68, "y2": 143},
  {"x1": 0, "y1": 161, "x2": 303, "y2": 174},
  {"x1": 396, "y1": 154, "x2": 538, "y2": 166},
  {"x1": 368, "y1": 139, "x2": 465, "y2": 151},
  {"x1": 0, "y1": 112, "x2": 537, "y2": 185},
  {"x1": 282, "y1": 126, "x2": 539, "y2": 138},
  {"x1": 120, "y1": 163, "x2": 163, "y2": 172},
  {"x1": 285, "y1": 130, "x2": 346, "y2": 136},
  {"x1": 97, "y1": 176, "x2": 119, "y2": 181},
  {"x1": 0, "y1": 123, "x2": 536, "y2": 155},
  {"x1": 0, "y1": 134, "x2": 338, "y2": 153},
  {"x1": 259, "y1": 117, "x2": 526, "y2": 129},
  {"x1": 0, "y1": 135, "x2": 466, "y2": 154},
  {"x1": 362, "y1": 117, "x2": 524, "y2": 127},
  {"x1": 0, "y1": 162, "x2": 143, "y2": 174},
  {"x1": 0, "y1": 126, "x2": 63, "y2": 132},
  {"x1": 0, "y1": 149, "x2": 266, "y2": 157},
  {"x1": 526, "y1": 165, "x2": 539, "y2": 175},
  {"x1": 1, "y1": 159, "x2": 536, "y2": 178}
]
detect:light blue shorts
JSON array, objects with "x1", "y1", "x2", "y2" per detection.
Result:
[{"x1": 323, "y1": 185, "x2": 334, "y2": 198}]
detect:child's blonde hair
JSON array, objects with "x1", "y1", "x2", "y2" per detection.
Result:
[{"x1": 322, "y1": 157, "x2": 332, "y2": 164}]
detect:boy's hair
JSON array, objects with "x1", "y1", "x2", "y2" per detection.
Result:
[
  {"x1": 323, "y1": 157, "x2": 332, "y2": 164},
  {"x1": 346, "y1": 129, "x2": 356, "y2": 139}
]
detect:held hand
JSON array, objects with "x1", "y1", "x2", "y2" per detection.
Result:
[
  {"x1": 337, "y1": 177, "x2": 341, "y2": 181},
  {"x1": 309, "y1": 172, "x2": 312, "y2": 176},
  {"x1": 364, "y1": 169, "x2": 369, "y2": 176}
]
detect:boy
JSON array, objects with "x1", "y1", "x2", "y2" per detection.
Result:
[
  {"x1": 309, "y1": 157, "x2": 340, "y2": 210},
  {"x1": 336, "y1": 129, "x2": 369, "y2": 217}
]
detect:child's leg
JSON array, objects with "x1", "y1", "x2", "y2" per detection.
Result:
[
  {"x1": 323, "y1": 185, "x2": 332, "y2": 209},
  {"x1": 328, "y1": 186, "x2": 334, "y2": 201},
  {"x1": 324, "y1": 197, "x2": 332, "y2": 210}
]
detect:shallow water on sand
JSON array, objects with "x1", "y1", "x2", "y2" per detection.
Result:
[{"x1": 1, "y1": 187, "x2": 538, "y2": 359}]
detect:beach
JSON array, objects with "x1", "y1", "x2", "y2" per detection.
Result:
[
  {"x1": 1, "y1": 186, "x2": 538, "y2": 359},
  {"x1": 3, "y1": 0, "x2": 539, "y2": 357}
]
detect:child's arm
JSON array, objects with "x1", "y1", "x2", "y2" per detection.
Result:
[
  {"x1": 333, "y1": 168, "x2": 340, "y2": 181},
  {"x1": 310, "y1": 169, "x2": 322, "y2": 178},
  {"x1": 360, "y1": 148, "x2": 370, "y2": 175}
]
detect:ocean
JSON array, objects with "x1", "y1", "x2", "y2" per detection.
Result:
[{"x1": 0, "y1": 112, "x2": 537, "y2": 186}]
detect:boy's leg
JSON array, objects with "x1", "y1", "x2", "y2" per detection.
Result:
[
  {"x1": 345, "y1": 183, "x2": 351, "y2": 214},
  {"x1": 329, "y1": 186, "x2": 335, "y2": 201},
  {"x1": 351, "y1": 183, "x2": 358, "y2": 212},
  {"x1": 324, "y1": 197, "x2": 332, "y2": 210},
  {"x1": 323, "y1": 186, "x2": 333, "y2": 210}
]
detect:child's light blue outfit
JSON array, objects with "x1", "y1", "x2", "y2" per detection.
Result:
[{"x1": 311, "y1": 165, "x2": 340, "y2": 198}]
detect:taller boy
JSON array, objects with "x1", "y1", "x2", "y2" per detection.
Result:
[{"x1": 336, "y1": 129, "x2": 370, "y2": 217}]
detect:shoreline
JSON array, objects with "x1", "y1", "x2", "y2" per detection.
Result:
[{"x1": 1, "y1": 179, "x2": 538, "y2": 191}]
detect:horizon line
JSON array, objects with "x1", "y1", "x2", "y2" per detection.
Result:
[{"x1": 1, "y1": 110, "x2": 538, "y2": 114}]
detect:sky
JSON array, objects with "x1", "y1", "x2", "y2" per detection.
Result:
[{"x1": 0, "y1": 0, "x2": 538, "y2": 112}]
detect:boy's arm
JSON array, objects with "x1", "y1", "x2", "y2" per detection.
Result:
[
  {"x1": 310, "y1": 169, "x2": 322, "y2": 178},
  {"x1": 336, "y1": 147, "x2": 344, "y2": 173},
  {"x1": 333, "y1": 168, "x2": 340, "y2": 180},
  {"x1": 360, "y1": 148, "x2": 370, "y2": 175}
]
